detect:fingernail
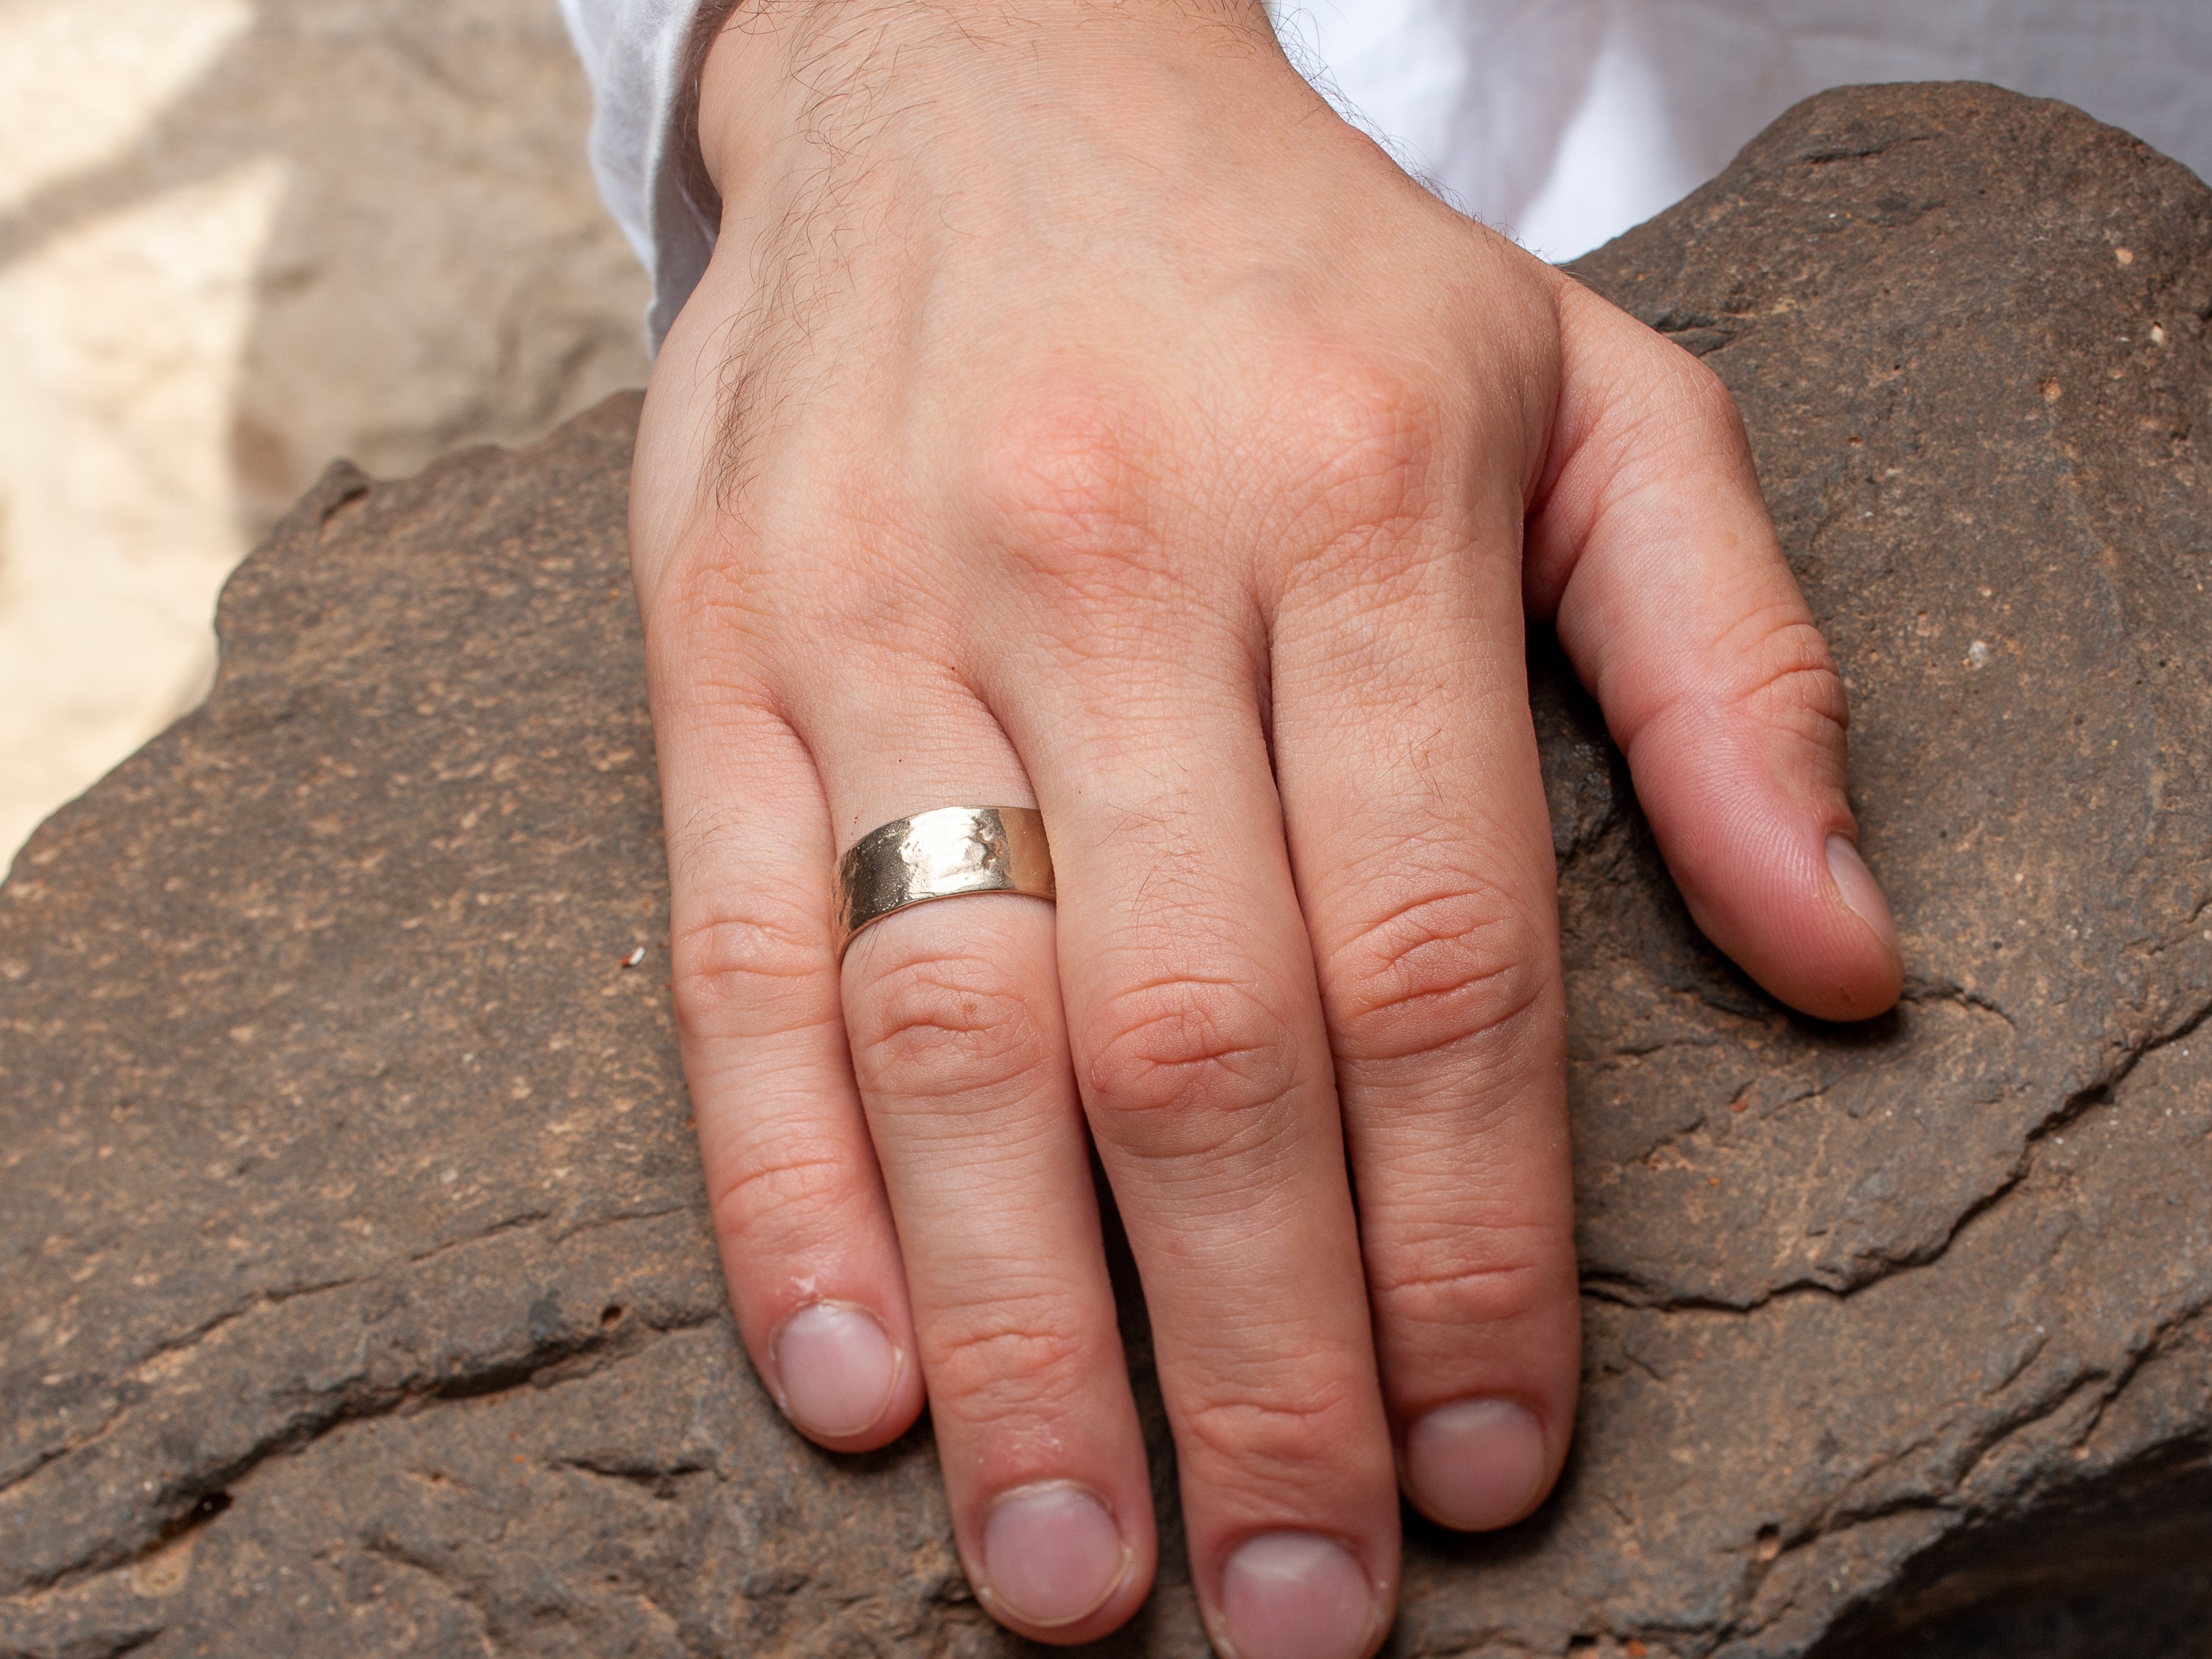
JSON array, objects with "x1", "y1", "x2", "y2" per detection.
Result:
[
  {"x1": 1403, "y1": 1397, "x2": 1548, "y2": 1531},
  {"x1": 771, "y1": 1302, "x2": 900, "y2": 1439},
  {"x1": 1220, "y1": 1532, "x2": 1377, "y2": 1659},
  {"x1": 1826, "y1": 833, "x2": 1900, "y2": 959},
  {"x1": 980, "y1": 1482, "x2": 1131, "y2": 1629}
]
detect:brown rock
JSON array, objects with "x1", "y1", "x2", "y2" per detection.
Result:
[{"x1": 2, "y1": 83, "x2": 2209, "y2": 1658}]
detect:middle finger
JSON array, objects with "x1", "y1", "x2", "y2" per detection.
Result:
[{"x1": 991, "y1": 598, "x2": 1401, "y2": 1659}]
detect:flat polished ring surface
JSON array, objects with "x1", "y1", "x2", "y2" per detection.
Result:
[{"x1": 835, "y1": 806, "x2": 1056, "y2": 959}]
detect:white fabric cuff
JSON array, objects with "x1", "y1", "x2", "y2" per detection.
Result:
[
  {"x1": 557, "y1": 0, "x2": 718, "y2": 353},
  {"x1": 561, "y1": 0, "x2": 2212, "y2": 358}
]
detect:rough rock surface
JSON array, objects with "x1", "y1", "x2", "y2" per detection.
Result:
[{"x1": 3, "y1": 84, "x2": 2210, "y2": 1658}]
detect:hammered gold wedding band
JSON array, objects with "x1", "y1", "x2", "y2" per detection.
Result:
[{"x1": 834, "y1": 806, "x2": 1057, "y2": 960}]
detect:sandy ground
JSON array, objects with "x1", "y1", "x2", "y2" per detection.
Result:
[{"x1": 1, "y1": 0, "x2": 652, "y2": 863}]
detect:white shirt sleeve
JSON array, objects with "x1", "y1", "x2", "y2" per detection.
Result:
[
  {"x1": 557, "y1": 0, "x2": 717, "y2": 352},
  {"x1": 568, "y1": 0, "x2": 2212, "y2": 353},
  {"x1": 1282, "y1": 1, "x2": 2212, "y2": 262}
]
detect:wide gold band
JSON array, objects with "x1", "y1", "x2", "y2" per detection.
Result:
[{"x1": 834, "y1": 806, "x2": 1057, "y2": 960}]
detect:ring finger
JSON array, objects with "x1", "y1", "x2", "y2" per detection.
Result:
[{"x1": 794, "y1": 667, "x2": 1157, "y2": 1643}]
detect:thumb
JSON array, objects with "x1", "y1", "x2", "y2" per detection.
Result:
[{"x1": 1525, "y1": 278, "x2": 1902, "y2": 1022}]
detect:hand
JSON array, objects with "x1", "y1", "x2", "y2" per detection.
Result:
[{"x1": 629, "y1": 4, "x2": 1902, "y2": 1652}]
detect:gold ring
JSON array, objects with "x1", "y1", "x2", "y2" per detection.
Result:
[{"x1": 834, "y1": 806, "x2": 1056, "y2": 959}]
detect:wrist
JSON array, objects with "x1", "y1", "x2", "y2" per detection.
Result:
[{"x1": 695, "y1": 0, "x2": 1278, "y2": 220}]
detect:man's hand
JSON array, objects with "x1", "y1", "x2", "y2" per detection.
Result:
[{"x1": 630, "y1": 4, "x2": 1902, "y2": 1652}]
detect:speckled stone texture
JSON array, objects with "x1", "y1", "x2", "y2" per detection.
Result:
[{"x1": 3, "y1": 83, "x2": 2209, "y2": 1659}]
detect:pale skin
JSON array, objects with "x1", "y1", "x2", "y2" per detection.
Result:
[{"x1": 630, "y1": 3, "x2": 1905, "y2": 1655}]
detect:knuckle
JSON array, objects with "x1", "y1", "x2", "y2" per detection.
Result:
[
  {"x1": 922, "y1": 1295, "x2": 1094, "y2": 1427},
  {"x1": 1080, "y1": 971, "x2": 1301, "y2": 1134},
  {"x1": 705, "y1": 1135, "x2": 856, "y2": 1248},
  {"x1": 1321, "y1": 879, "x2": 1551, "y2": 1071},
  {"x1": 669, "y1": 897, "x2": 831, "y2": 1040},
  {"x1": 655, "y1": 534, "x2": 764, "y2": 626},
  {"x1": 1649, "y1": 340, "x2": 1738, "y2": 428},
  {"x1": 845, "y1": 940, "x2": 1054, "y2": 1103},
  {"x1": 1276, "y1": 355, "x2": 1444, "y2": 534},
  {"x1": 1666, "y1": 342, "x2": 1735, "y2": 409},
  {"x1": 1177, "y1": 1374, "x2": 1362, "y2": 1478},
  {"x1": 1615, "y1": 338, "x2": 1753, "y2": 468},
  {"x1": 1728, "y1": 615, "x2": 1850, "y2": 745},
  {"x1": 1258, "y1": 348, "x2": 1495, "y2": 614},
  {"x1": 1366, "y1": 1223, "x2": 1574, "y2": 1332},
  {"x1": 971, "y1": 383, "x2": 1164, "y2": 597}
]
